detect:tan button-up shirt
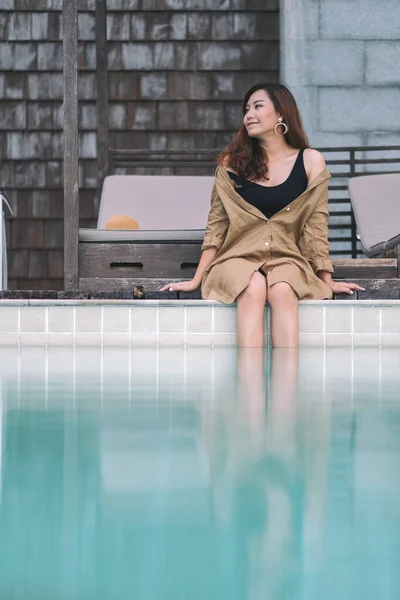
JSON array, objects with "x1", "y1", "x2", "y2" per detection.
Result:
[{"x1": 201, "y1": 165, "x2": 334, "y2": 304}]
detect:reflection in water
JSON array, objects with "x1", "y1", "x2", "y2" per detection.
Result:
[
  {"x1": 0, "y1": 347, "x2": 399, "y2": 599},
  {"x1": 233, "y1": 347, "x2": 324, "y2": 600}
]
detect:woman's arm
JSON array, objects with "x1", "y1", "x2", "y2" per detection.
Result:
[
  {"x1": 160, "y1": 177, "x2": 229, "y2": 292},
  {"x1": 318, "y1": 270, "x2": 333, "y2": 286},
  {"x1": 200, "y1": 178, "x2": 229, "y2": 251},
  {"x1": 192, "y1": 247, "x2": 218, "y2": 285},
  {"x1": 160, "y1": 247, "x2": 217, "y2": 292}
]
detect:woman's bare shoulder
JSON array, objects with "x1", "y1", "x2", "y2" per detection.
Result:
[
  {"x1": 303, "y1": 148, "x2": 326, "y2": 170},
  {"x1": 303, "y1": 148, "x2": 326, "y2": 182}
]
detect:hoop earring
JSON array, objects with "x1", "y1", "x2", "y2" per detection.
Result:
[{"x1": 274, "y1": 116, "x2": 288, "y2": 135}]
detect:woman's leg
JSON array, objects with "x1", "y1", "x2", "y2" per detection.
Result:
[
  {"x1": 268, "y1": 282, "x2": 299, "y2": 347},
  {"x1": 236, "y1": 271, "x2": 268, "y2": 347},
  {"x1": 236, "y1": 346, "x2": 266, "y2": 449}
]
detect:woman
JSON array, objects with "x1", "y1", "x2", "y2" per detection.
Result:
[{"x1": 161, "y1": 83, "x2": 363, "y2": 347}]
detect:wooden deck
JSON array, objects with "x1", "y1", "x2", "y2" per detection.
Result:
[
  {"x1": 1, "y1": 278, "x2": 400, "y2": 301},
  {"x1": 72, "y1": 257, "x2": 399, "y2": 299}
]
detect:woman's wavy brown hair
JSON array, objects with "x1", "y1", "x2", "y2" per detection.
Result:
[{"x1": 218, "y1": 83, "x2": 309, "y2": 181}]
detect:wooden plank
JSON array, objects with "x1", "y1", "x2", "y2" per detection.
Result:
[
  {"x1": 79, "y1": 276, "x2": 400, "y2": 299},
  {"x1": 333, "y1": 278, "x2": 400, "y2": 299},
  {"x1": 80, "y1": 244, "x2": 397, "y2": 279},
  {"x1": 333, "y1": 258, "x2": 397, "y2": 279},
  {"x1": 63, "y1": 0, "x2": 79, "y2": 290},
  {"x1": 1, "y1": 279, "x2": 399, "y2": 300},
  {"x1": 79, "y1": 243, "x2": 202, "y2": 278},
  {"x1": 356, "y1": 278, "x2": 400, "y2": 300},
  {"x1": 79, "y1": 277, "x2": 189, "y2": 292},
  {"x1": 79, "y1": 243, "x2": 398, "y2": 284},
  {"x1": 95, "y1": 0, "x2": 109, "y2": 186}
]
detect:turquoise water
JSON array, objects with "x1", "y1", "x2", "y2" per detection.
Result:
[{"x1": 0, "y1": 346, "x2": 400, "y2": 599}]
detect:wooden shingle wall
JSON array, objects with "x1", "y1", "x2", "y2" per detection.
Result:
[{"x1": 0, "y1": 0, "x2": 279, "y2": 290}]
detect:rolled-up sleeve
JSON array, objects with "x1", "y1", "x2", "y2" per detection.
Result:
[
  {"x1": 201, "y1": 181, "x2": 229, "y2": 251},
  {"x1": 298, "y1": 190, "x2": 334, "y2": 273}
]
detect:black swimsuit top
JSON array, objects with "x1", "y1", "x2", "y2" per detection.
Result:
[{"x1": 227, "y1": 148, "x2": 308, "y2": 219}]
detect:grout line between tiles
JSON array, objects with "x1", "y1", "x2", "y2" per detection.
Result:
[
  {"x1": 184, "y1": 345, "x2": 187, "y2": 402},
  {"x1": 45, "y1": 347, "x2": 48, "y2": 409},
  {"x1": 378, "y1": 344, "x2": 382, "y2": 405},
  {"x1": 211, "y1": 305, "x2": 215, "y2": 347},
  {"x1": 101, "y1": 306, "x2": 104, "y2": 348},
  {"x1": 379, "y1": 306, "x2": 382, "y2": 347},
  {"x1": 156, "y1": 305, "x2": 159, "y2": 346},
  {"x1": 156, "y1": 344, "x2": 159, "y2": 405},
  {"x1": 351, "y1": 345, "x2": 354, "y2": 410},
  {"x1": 211, "y1": 345, "x2": 215, "y2": 408},
  {"x1": 128, "y1": 344, "x2": 132, "y2": 408},
  {"x1": 128, "y1": 306, "x2": 132, "y2": 347},
  {"x1": 45, "y1": 306, "x2": 48, "y2": 347},
  {"x1": 73, "y1": 306, "x2": 76, "y2": 347},
  {"x1": 351, "y1": 305, "x2": 354, "y2": 346},
  {"x1": 100, "y1": 344, "x2": 104, "y2": 410},
  {"x1": 17, "y1": 344, "x2": 21, "y2": 408},
  {"x1": 17, "y1": 306, "x2": 21, "y2": 346},
  {"x1": 72, "y1": 345, "x2": 76, "y2": 411}
]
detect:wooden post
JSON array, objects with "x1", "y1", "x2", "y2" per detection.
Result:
[
  {"x1": 96, "y1": 0, "x2": 109, "y2": 187},
  {"x1": 63, "y1": 0, "x2": 79, "y2": 290}
]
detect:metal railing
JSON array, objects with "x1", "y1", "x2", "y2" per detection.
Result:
[{"x1": 109, "y1": 145, "x2": 400, "y2": 258}]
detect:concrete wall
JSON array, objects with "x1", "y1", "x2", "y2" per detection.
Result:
[
  {"x1": 281, "y1": 0, "x2": 400, "y2": 148},
  {"x1": 0, "y1": 0, "x2": 279, "y2": 290}
]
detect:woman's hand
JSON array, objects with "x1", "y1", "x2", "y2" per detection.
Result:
[
  {"x1": 160, "y1": 279, "x2": 200, "y2": 293},
  {"x1": 328, "y1": 280, "x2": 365, "y2": 295}
]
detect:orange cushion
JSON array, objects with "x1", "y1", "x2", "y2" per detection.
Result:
[{"x1": 105, "y1": 215, "x2": 140, "y2": 230}]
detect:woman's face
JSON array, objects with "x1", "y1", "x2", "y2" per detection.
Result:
[{"x1": 243, "y1": 90, "x2": 280, "y2": 138}]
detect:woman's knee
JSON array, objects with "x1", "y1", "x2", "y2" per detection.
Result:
[
  {"x1": 268, "y1": 282, "x2": 298, "y2": 307},
  {"x1": 239, "y1": 271, "x2": 267, "y2": 305}
]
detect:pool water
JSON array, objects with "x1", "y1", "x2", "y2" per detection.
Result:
[{"x1": 0, "y1": 346, "x2": 400, "y2": 600}]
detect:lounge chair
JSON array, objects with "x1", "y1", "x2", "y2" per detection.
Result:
[
  {"x1": 78, "y1": 175, "x2": 214, "y2": 291},
  {"x1": 0, "y1": 192, "x2": 13, "y2": 291},
  {"x1": 348, "y1": 173, "x2": 400, "y2": 276}
]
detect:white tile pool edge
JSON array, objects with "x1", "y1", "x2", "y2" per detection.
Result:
[{"x1": 0, "y1": 300, "x2": 399, "y2": 347}]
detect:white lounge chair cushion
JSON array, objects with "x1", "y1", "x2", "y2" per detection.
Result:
[
  {"x1": 97, "y1": 174, "x2": 214, "y2": 230},
  {"x1": 348, "y1": 173, "x2": 400, "y2": 256}
]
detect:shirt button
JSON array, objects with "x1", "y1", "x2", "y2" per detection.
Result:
[
  {"x1": 266, "y1": 219, "x2": 270, "y2": 224},
  {"x1": 286, "y1": 207, "x2": 290, "y2": 211},
  {"x1": 264, "y1": 242, "x2": 269, "y2": 246}
]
